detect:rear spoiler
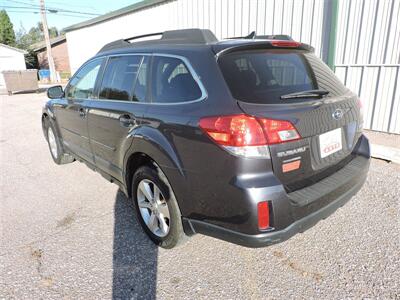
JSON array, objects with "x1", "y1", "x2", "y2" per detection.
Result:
[
  {"x1": 226, "y1": 31, "x2": 294, "y2": 41},
  {"x1": 214, "y1": 40, "x2": 314, "y2": 59}
]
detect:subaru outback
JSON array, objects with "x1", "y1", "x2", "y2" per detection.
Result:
[{"x1": 42, "y1": 29, "x2": 370, "y2": 248}]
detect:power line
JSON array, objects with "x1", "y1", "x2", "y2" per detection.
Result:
[
  {"x1": 8, "y1": 0, "x2": 96, "y2": 10},
  {"x1": 3, "y1": 9, "x2": 91, "y2": 18},
  {"x1": 2, "y1": 5, "x2": 101, "y2": 16},
  {"x1": 39, "y1": 0, "x2": 96, "y2": 10},
  {"x1": 5, "y1": 0, "x2": 97, "y2": 11},
  {"x1": 3, "y1": 0, "x2": 101, "y2": 16}
]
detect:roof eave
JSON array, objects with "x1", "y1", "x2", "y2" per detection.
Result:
[
  {"x1": 63, "y1": 0, "x2": 171, "y2": 33},
  {"x1": 0, "y1": 43, "x2": 28, "y2": 54}
]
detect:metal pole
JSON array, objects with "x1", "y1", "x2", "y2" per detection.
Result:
[
  {"x1": 39, "y1": 0, "x2": 58, "y2": 83},
  {"x1": 321, "y1": 0, "x2": 338, "y2": 70}
]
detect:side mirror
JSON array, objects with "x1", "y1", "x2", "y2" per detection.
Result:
[{"x1": 47, "y1": 85, "x2": 64, "y2": 99}]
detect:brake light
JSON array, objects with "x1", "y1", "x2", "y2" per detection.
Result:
[
  {"x1": 257, "y1": 201, "x2": 270, "y2": 230},
  {"x1": 271, "y1": 40, "x2": 301, "y2": 48},
  {"x1": 357, "y1": 98, "x2": 363, "y2": 109},
  {"x1": 199, "y1": 115, "x2": 266, "y2": 146},
  {"x1": 258, "y1": 118, "x2": 300, "y2": 144},
  {"x1": 199, "y1": 114, "x2": 300, "y2": 157},
  {"x1": 357, "y1": 98, "x2": 364, "y2": 130}
]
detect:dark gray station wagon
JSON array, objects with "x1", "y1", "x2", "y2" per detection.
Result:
[{"x1": 42, "y1": 29, "x2": 370, "y2": 248}]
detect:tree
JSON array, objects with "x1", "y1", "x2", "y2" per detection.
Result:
[
  {"x1": 0, "y1": 10, "x2": 16, "y2": 45},
  {"x1": 15, "y1": 22, "x2": 59, "y2": 69},
  {"x1": 16, "y1": 22, "x2": 58, "y2": 49}
]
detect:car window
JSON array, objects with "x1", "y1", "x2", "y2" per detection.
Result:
[
  {"x1": 218, "y1": 50, "x2": 318, "y2": 104},
  {"x1": 219, "y1": 50, "x2": 349, "y2": 104},
  {"x1": 304, "y1": 53, "x2": 348, "y2": 96},
  {"x1": 66, "y1": 59, "x2": 103, "y2": 100},
  {"x1": 132, "y1": 56, "x2": 149, "y2": 102},
  {"x1": 151, "y1": 56, "x2": 202, "y2": 103},
  {"x1": 99, "y1": 55, "x2": 142, "y2": 101}
]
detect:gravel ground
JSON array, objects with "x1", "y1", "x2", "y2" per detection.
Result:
[{"x1": 1, "y1": 92, "x2": 399, "y2": 299}]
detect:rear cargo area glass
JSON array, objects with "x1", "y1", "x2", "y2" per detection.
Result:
[{"x1": 218, "y1": 50, "x2": 348, "y2": 104}]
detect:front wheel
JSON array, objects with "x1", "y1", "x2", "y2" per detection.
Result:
[
  {"x1": 44, "y1": 118, "x2": 74, "y2": 165},
  {"x1": 132, "y1": 165, "x2": 187, "y2": 249}
]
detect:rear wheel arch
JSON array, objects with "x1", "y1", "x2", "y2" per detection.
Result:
[
  {"x1": 124, "y1": 129, "x2": 186, "y2": 198},
  {"x1": 42, "y1": 111, "x2": 60, "y2": 140},
  {"x1": 125, "y1": 152, "x2": 158, "y2": 198}
]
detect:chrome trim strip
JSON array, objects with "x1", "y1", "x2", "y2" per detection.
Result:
[
  {"x1": 90, "y1": 138, "x2": 116, "y2": 151},
  {"x1": 150, "y1": 53, "x2": 208, "y2": 105},
  {"x1": 61, "y1": 126, "x2": 89, "y2": 140}
]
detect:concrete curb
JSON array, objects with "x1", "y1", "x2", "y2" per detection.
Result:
[{"x1": 370, "y1": 144, "x2": 400, "y2": 164}]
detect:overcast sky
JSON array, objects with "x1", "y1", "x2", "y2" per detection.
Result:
[{"x1": 1, "y1": 0, "x2": 142, "y2": 32}]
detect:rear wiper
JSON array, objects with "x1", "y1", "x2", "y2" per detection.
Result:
[{"x1": 280, "y1": 89, "x2": 329, "y2": 99}]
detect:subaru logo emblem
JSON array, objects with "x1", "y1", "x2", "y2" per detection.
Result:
[{"x1": 332, "y1": 109, "x2": 344, "y2": 120}]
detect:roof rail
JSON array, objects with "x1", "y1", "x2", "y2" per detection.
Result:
[
  {"x1": 97, "y1": 29, "x2": 218, "y2": 54},
  {"x1": 226, "y1": 32, "x2": 294, "y2": 41},
  {"x1": 125, "y1": 32, "x2": 163, "y2": 42}
]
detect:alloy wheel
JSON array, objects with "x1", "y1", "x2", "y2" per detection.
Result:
[
  {"x1": 136, "y1": 179, "x2": 170, "y2": 237},
  {"x1": 48, "y1": 127, "x2": 58, "y2": 159}
]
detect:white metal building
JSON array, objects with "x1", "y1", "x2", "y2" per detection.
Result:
[
  {"x1": 0, "y1": 43, "x2": 27, "y2": 88},
  {"x1": 64, "y1": 0, "x2": 400, "y2": 134}
]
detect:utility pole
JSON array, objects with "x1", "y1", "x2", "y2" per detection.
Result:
[{"x1": 39, "y1": 0, "x2": 58, "y2": 82}]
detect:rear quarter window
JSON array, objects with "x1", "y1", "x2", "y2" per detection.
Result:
[
  {"x1": 150, "y1": 56, "x2": 202, "y2": 103},
  {"x1": 218, "y1": 50, "x2": 348, "y2": 104}
]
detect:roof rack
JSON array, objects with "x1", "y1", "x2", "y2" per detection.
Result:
[
  {"x1": 98, "y1": 29, "x2": 218, "y2": 54},
  {"x1": 226, "y1": 32, "x2": 294, "y2": 41},
  {"x1": 125, "y1": 32, "x2": 163, "y2": 42}
]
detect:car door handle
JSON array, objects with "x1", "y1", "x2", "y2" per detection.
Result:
[
  {"x1": 119, "y1": 114, "x2": 136, "y2": 127},
  {"x1": 79, "y1": 108, "x2": 86, "y2": 118}
]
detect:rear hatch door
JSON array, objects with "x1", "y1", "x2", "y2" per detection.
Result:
[{"x1": 218, "y1": 48, "x2": 363, "y2": 191}]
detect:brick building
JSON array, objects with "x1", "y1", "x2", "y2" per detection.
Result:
[{"x1": 32, "y1": 36, "x2": 70, "y2": 77}]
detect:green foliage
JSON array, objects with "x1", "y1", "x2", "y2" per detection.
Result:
[
  {"x1": 24, "y1": 50, "x2": 39, "y2": 69},
  {"x1": 0, "y1": 10, "x2": 16, "y2": 45},
  {"x1": 16, "y1": 22, "x2": 59, "y2": 49},
  {"x1": 14, "y1": 22, "x2": 59, "y2": 69}
]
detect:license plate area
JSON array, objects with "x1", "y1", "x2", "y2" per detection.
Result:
[{"x1": 319, "y1": 128, "x2": 342, "y2": 158}]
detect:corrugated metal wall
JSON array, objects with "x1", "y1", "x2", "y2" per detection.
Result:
[
  {"x1": 335, "y1": 0, "x2": 400, "y2": 134},
  {"x1": 175, "y1": 0, "x2": 325, "y2": 56},
  {"x1": 66, "y1": 0, "x2": 326, "y2": 73},
  {"x1": 66, "y1": 0, "x2": 400, "y2": 133}
]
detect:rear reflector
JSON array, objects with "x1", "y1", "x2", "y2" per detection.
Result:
[
  {"x1": 271, "y1": 40, "x2": 301, "y2": 48},
  {"x1": 199, "y1": 114, "x2": 300, "y2": 157},
  {"x1": 282, "y1": 160, "x2": 301, "y2": 173},
  {"x1": 257, "y1": 201, "x2": 270, "y2": 230}
]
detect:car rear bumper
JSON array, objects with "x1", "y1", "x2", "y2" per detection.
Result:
[{"x1": 183, "y1": 134, "x2": 370, "y2": 248}]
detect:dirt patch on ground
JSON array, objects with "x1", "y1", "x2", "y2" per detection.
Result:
[
  {"x1": 56, "y1": 212, "x2": 77, "y2": 228},
  {"x1": 273, "y1": 250, "x2": 323, "y2": 282}
]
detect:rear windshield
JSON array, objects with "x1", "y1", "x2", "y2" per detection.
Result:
[{"x1": 218, "y1": 49, "x2": 348, "y2": 104}]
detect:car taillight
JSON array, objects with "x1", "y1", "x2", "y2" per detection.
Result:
[
  {"x1": 257, "y1": 201, "x2": 270, "y2": 230},
  {"x1": 199, "y1": 114, "x2": 300, "y2": 158},
  {"x1": 271, "y1": 40, "x2": 301, "y2": 48},
  {"x1": 258, "y1": 118, "x2": 300, "y2": 144},
  {"x1": 357, "y1": 98, "x2": 363, "y2": 109},
  {"x1": 357, "y1": 98, "x2": 364, "y2": 130}
]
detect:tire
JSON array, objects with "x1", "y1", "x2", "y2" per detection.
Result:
[
  {"x1": 44, "y1": 118, "x2": 74, "y2": 165},
  {"x1": 132, "y1": 165, "x2": 187, "y2": 249}
]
